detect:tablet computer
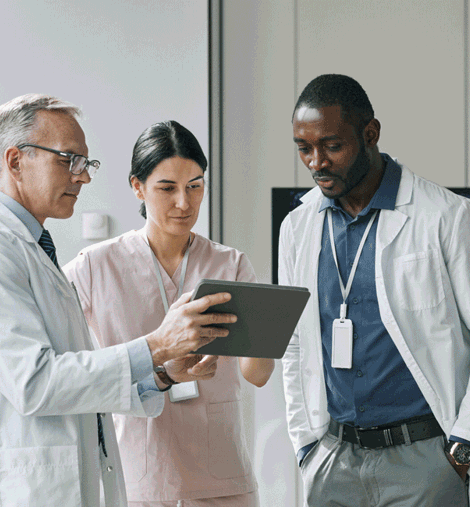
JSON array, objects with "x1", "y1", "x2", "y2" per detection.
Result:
[{"x1": 189, "y1": 279, "x2": 310, "y2": 359}]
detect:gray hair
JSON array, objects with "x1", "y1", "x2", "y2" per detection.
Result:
[{"x1": 0, "y1": 94, "x2": 81, "y2": 170}]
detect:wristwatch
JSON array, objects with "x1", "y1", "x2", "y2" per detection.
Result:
[
  {"x1": 445, "y1": 441, "x2": 470, "y2": 466},
  {"x1": 153, "y1": 365, "x2": 180, "y2": 386}
]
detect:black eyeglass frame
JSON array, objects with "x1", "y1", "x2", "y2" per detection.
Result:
[{"x1": 17, "y1": 143, "x2": 100, "y2": 178}]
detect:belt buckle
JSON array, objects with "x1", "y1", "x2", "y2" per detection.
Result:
[{"x1": 354, "y1": 426, "x2": 384, "y2": 450}]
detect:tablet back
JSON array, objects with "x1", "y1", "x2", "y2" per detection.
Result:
[{"x1": 190, "y1": 279, "x2": 310, "y2": 359}]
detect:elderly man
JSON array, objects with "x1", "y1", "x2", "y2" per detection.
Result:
[
  {"x1": 0, "y1": 94, "x2": 234, "y2": 507},
  {"x1": 280, "y1": 74, "x2": 470, "y2": 506}
]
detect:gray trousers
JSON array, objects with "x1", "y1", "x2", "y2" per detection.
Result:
[{"x1": 301, "y1": 432, "x2": 469, "y2": 507}]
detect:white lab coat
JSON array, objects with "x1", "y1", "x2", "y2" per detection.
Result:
[
  {"x1": 0, "y1": 202, "x2": 164, "y2": 507},
  {"x1": 279, "y1": 162, "x2": 470, "y2": 458}
]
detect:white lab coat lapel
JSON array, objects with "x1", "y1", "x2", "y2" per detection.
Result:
[
  {"x1": 374, "y1": 166, "x2": 444, "y2": 423},
  {"x1": 295, "y1": 191, "x2": 330, "y2": 434},
  {"x1": 0, "y1": 202, "x2": 77, "y2": 301}
]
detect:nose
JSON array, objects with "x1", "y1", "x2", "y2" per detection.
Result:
[
  {"x1": 71, "y1": 168, "x2": 91, "y2": 185},
  {"x1": 175, "y1": 189, "x2": 190, "y2": 210},
  {"x1": 307, "y1": 148, "x2": 327, "y2": 172}
]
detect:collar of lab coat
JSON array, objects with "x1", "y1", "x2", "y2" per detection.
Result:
[{"x1": 0, "y1": 201, "x2": 72, "y2": 291}]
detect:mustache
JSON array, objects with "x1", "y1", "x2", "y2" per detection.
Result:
[{"x1": 313, "y1": 171, "x2": 336, "y2": 180}]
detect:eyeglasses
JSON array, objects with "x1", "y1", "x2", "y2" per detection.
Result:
[{"x1": 17, "y1": 143, "x2": 101, "y2": 179}]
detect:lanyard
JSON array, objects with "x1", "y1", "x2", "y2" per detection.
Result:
[
  {"x1": 327, "y1": 208, "x2": 378, "y2": 321},
  {"x1": 151, "y1": 236, "x2": 191, "y2": 314}
]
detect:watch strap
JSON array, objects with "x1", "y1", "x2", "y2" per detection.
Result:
[{"x1": 154, "y1": 365, "x2": 180, "y2": 386}]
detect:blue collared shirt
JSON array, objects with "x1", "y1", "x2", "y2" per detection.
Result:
[
  {"x1": 0, "y1": 191, "x2": 161, "y2": 393},
  {"x1": 297, "y1": 156, "x2": 469, "y2": 465},
  {"x1": 317, "y1": 154, "x2": 432, "y2": 427}
]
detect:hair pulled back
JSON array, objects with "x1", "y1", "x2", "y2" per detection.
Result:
[{"x1": 129, "y1": 121, "x2": 207, "y2": 218}]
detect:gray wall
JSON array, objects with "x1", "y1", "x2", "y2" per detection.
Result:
[{"x1": 0, "y1": 0, "x2": 209, "y2": 264}]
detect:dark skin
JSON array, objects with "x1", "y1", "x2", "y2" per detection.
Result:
[
  {"x1": 293, "y1": 104, "x2": 383, "y2": 217},
  {"x1": 293, "y1": 104, "x2": 469, "y2": 480}
]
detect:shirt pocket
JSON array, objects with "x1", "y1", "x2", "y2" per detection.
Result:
[
  {"x1": 207, "y1": 401, "x2": 250, "y2": 479},
  {"x1": 393, "y1": 249, "x2": 445, "y2": 311},
  {"x1": 0, "y1": 445, "x2": 81, "y2": 507}
]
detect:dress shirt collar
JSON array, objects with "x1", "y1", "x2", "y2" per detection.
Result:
[
  {"x1": 0, "y1": 191, "x2": 43, "y2": 241},
  {"x1": 318, "y1": 153, "x2": 402, "y2": 217}
]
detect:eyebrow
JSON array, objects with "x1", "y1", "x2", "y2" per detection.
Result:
[
  {"x1": 293, "y1": 135, "x2": 342, "y2": 143},
  {"x1": 157, "y1": 175, "x2": 204, "y2": 184}
]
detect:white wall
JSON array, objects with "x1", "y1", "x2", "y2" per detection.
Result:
[
  {"x1": 0, "y1": 0, "x2": 209, "y2": 264},
  {"x1": 221, "y1": 1, "x2": 300, "y2": 505},
  {"x1": 220, "y1": 1, "x2": 469, "y2": 506},
  {"x1": 296, "y1": 0, "x2": 467, "y2": 188}
]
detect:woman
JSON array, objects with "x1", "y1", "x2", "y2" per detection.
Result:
[{"x1": 64, "y1": 121, "x2": 274, "y2": 507}]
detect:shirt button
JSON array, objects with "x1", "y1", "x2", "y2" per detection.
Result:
[
  {"x1": 107, "y1": 466, "x2": 113, "y2": 472},
  {"x1": 352, "y1": 298, "x2": 359, "y2": 304},
  {"x1": 357, "y1": 370, "x2": 363, "y2": 377},
  {"x1": 349, "y1": 262, "x2": 354, "y2": 268},
  {"x1": 359, "y1": 406, "x2": 365, "y2": 412},
  {"x1": 353, "y1": 333, "x2": 358, "y2": 340},
  {"x1": 350, "y1": 225, "x2": 356, "y2": 230}
]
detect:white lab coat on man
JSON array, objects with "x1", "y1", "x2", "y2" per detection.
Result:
[
  {"x1": 0, "y1": 202, "x2": 164, "y2": 507},
  {"x1": 280, "y1": 162, "x2": 470, "y2": 473}
]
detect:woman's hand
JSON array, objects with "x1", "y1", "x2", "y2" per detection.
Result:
[{"x1": 163, "y1": 354, "x2": 219, "y2": 383}]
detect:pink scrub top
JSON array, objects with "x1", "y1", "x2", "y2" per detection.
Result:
[{"x1": 63, "y1": 228, "x2": 257, "y2": 502}]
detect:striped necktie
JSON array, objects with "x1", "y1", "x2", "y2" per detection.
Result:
[
  {"x1": 38, "y1": 229, "x2": 108, "y2": 457},
  {"x1": 38, "y1": 229, "x2": 59, "y2": 268}
]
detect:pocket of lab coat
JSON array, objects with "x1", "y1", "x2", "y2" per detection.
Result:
[
  {"x1": 0, "y1": 445, "x2": 81, "y2": 506},
  {"x1": 394, "y1": 249, "x2": 445, "y2": 311},
  {"x1": 207, "y1": 401, "x2": 250, "y2": 479}
]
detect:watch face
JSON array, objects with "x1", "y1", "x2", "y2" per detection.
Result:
[
  {"x1": 454, "y1": 444, "x2": 470, "y2": 466},
  {"x1": 153, "y1": 366, "x2": 165, "y2": 373}
]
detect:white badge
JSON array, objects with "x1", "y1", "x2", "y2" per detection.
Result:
[
  {"x1": 327, "y1": 209, "x2": 378, "y2": 370},
  {"x1": 169, "y1": 381, "x2": 199, "y2": 402},
  {"x1": 331, "y1": 318, "x2": 353, "y2": 369}
]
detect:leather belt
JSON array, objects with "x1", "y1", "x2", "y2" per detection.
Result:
[{"x1": 328, "y1": 416, "x2": 444, "y2": 449}]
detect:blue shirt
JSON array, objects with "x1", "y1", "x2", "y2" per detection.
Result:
[
  {"x1": 0, "y1": 191, "x2": 160, "y2": 394},
  {"x1": 317, "y1": 154, "x2": 432, "y2": 427},
  {"x1": 298, "y1": 154, "x2": 464, "y2": 465}
]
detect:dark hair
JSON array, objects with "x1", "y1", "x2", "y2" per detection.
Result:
[
  {"x1": 129, "y1": 120, "x2": 207, "y2": 218},
  {"x1": 293, "y1": 74, "x2": 375, "y2": 134}
]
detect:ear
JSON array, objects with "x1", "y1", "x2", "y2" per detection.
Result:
[
  {"x1": 3, "y1": 146, "x2": 23, "y2": 181},
  {"x1": 363, "y1": 118, "x2": 381, "y2": 148},
  {"x1": 130, "y1": 176, "x2": 145, "y2": 200}
]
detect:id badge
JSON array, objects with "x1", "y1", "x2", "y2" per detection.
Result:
[
  {"x1": 169, "y1": 381, "x2": 199, "y2": 403},
  {"x1": 331, "y1": 319, "x2": 353, "y2": 369}
]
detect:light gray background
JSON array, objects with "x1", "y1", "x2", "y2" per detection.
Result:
[{"x1": 0, "y1": 0, "x2": 209, "y2": 263}]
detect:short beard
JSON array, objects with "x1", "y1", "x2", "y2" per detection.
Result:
[{"x1": 314, "y1": 140, "x2": 371, "y2": 199}]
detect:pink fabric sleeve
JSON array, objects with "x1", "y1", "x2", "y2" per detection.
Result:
[{"x1": 236, "y1": 253, "x2": 257, "y2": 283}]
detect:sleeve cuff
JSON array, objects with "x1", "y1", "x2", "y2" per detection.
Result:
[
  {"x1": 137, "y1": 373, "x2": 171, "y2": 394},
  {"x1": 449, "y1": 435, "x2": 470, "y2": 446},
  {"x1": 297, "y1": 441, "x2": 318, "y2": 467},
  {"x1": 126, "y1": 337, "x2": 154, "y2": 384}
]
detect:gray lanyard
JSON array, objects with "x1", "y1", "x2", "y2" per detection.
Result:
[
  {"x1": 327, "y1": 208, "x2": 378, "y2": 320},
  {"x1": 151, "y1": 236, "x2": 191, "y2": 314}
]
